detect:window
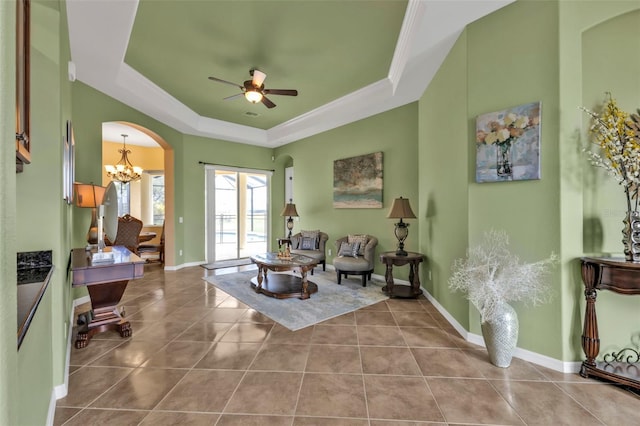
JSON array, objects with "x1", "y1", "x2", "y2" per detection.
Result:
[{"x1": 108, "y1": 172, "x2": 164, "y2": 225}]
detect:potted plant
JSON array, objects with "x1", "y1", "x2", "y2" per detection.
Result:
[{"x1": 448, "y1": 229, "x2": 558, "y2": 367}]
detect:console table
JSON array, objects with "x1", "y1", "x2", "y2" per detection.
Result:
[
  {"x1": 70, "y1": 246, "x2": 145, "y2": 348},
  {"x1": 379, "y1": 251, "x2": 425, "y2": 298},
  {"x1": 579, "y1": 256, "x2": 640, "y2": 391}
]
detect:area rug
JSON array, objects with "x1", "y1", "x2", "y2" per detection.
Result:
[
  {"x1": 200, "y1": 258, "x2": 253, "y2": 270},
  {"x1": 203, "y1": 269, "x2": 388, "y2": 330}
]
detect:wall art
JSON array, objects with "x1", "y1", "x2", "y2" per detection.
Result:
[
  {"x1": 333, "y1": 151, "x2": 383, "y2": 208},
  {"x1": 476, "y1": 101, "x2": 542, "y2": 183}
]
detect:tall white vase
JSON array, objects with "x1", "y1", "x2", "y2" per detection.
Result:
[{"x1": 481, "y1": 302, "x2": 519, "y2": 368}]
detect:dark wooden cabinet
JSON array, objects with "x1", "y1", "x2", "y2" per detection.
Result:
[{"x1": 579, "y1": 257, "x2": 640, "y2": 391}]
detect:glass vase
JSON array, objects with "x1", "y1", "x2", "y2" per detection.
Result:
[
  {"x1": 622, "y1": 210, "x2": 640, "y2": 262},
  {"x1": 496, "y1": 142, "x2": 513, "y2": 178}
]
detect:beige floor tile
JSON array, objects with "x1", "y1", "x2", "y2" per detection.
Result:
[
  {"x1": 239, "y1": 308, "x2": 276, "y2": 324},
  {"x1": 295, "y1": 416, "x2": 369, "y2": 425},
  {"x1": 141, "y1": 340, "x2": 213, "y2": 368},
  {"x1": 250, "y1": 343, "x2": 310, "y2": 371},
  {"x1": 360, "y1": 346, "x2": 421, "y2": 375},
  {"x1": 296, "y1": 373, "x2": 368, "y2": 418},
  {"x1": 428, "y1": 377, "x2": 525, "y2": 424},
  {"x1": 60, "y1": 408, "x2": 149, "y2": 426},
  {"x1": 130, "y1": 319, "x2": 193, "y2": 342},
  {"x1": 89, "y1": 339, "x2": 167, "y2": 368},
  {"x1": 385, "y1": 298, "x2": 428, "y2": 312},
  {"x1": 174, "y1": 321, "x2": 232, "y2": 342},
  {"x1": 138, "y1": 411, "x2": 219, "y2": 425},
  {"x1": 155, "y1": 369, "x2": 245, "y2": 412},
  {"x1": 90, "y1": 367, "x2": 186, "y2": 410},
  {"x1": 220, "y1": 322, "x2": 274, "y2": 343},
  {"x1": 319, "y1": 311, "x2": 356, "y2": 325},
  {"x1": 266, "y1": 324, "x2": 314, "y2": 344},
  {"x1": 355, "y1": 311, "x2": 397, "y2": 326},
  {"x1": 370, "y1": 421, "x2": 446, "y2": 426},
  {"x1": 305, "y1": 345, "x2": 362, "y2": 373},
  {"x1": 224, "y1": 371, "x2": 303, "y2": 415},
  {"x1": 52, "y1": 407, "x2": 80, "y2": 426},
  {"x1": 492, "y1": 380, "x2": 604, "y2": 425},
  {"x1": 195, "y1": 342, "x2": 262, "y2": 370},
  {"x1": 357, "y1": 325, "x2": 406, "y2": 346},
  {"x1": 311, "y1": 324, "x2": 358, "y2": 345},
  {"x1": 555, "y1": 381, "x2": 640, "y2": 424},
  {"x1": 400, "y1": 327, "x2": 457, "y2": 348},
  {"x1": 412, "y1": 347, "x2": 485, "y2": 378},
  {"x1": 360, "y1": 300, "x2": 390, "y2": 311},
  {"x1": 56, "y1": 366, "x2": 133, "y2": 407},
  {"x1": 392, "y1": 311, "x2": 438, "y2": 327},
  {"x1": 69, "y1": 339, "x2": 126, "y2": 366},
  {"x1": 203, "y1": 307, "x2": 250, "y2": 323},
  {"x1": 364, "y1": 375, "x2": 444, "y2": 422},
  {"x1": 217, "y1": 414, "x2": 294, "y2": 425},
  {"x1": 463, "y1": 349, "x2": 550, "y2": 380}
]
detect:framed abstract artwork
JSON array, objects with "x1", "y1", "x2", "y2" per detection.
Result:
[
  {"x1": 333, "y1": 151, "x2": 383, "y2": 208},
  {"x1": 475, "y1": 101, "x2": 542, "y2": 183}
]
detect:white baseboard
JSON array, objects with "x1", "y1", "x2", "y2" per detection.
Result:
[{"x1": 421, "y1": 286, "x2": 582, "y2": 374}]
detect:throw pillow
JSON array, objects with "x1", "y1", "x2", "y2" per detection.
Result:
[
  {"x1": 301, "y1": 230, "x2": 320, "y2": 249},
  {"x1": 338, "y1": 241, "x2": 360, "y2": 258},
  {"x1": 348, "y1": 234, "x2": 369, "y2": 256},
  {"x1": 300, "y1": 236, "x2": 317, "y2": 250}
]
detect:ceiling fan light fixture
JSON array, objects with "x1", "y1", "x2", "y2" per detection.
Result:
[
  {"x1": 245, "y1": 90, "x2": 263, "y2": 104},
  {"x1": 251, "y1": 69, "x2": 266, "y2": 87}
]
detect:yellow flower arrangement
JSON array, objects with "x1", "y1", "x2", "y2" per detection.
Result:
[{"x1": 581, "y1": 94, "x2": 640, "y2": 212}]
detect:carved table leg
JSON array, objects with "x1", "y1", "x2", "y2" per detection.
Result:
[
  {"x1": 255, "y1": 265, "x2": 264, "y2": 292},
  {"x1": 300, "y1": 268, "x2": 310, "y2": 300},
  {"x1": 382, "y1": 262, "x2": 394, "y2": 296},
  {"x1": 580, "y1": 261, "x2": 601, "y2": 376},
  {"x1": 410, "y1": 262, "x2": 423, "y2": 296}
]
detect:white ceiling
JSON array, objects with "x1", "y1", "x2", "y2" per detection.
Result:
[{"x1": 67, "y1": 0, "x2": 514, "y2": 148}]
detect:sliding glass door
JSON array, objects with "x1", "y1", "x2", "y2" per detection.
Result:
[{"x1": 206, "y1": 166, "x2": 270, "y2": 262}]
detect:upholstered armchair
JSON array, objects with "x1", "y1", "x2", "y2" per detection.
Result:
[
  {"x1": 289, "y1": 231, "x2": 329, "y2": 274},
  {"x1": 333, "y1": 235, "x2": 378, "y2": 286}
]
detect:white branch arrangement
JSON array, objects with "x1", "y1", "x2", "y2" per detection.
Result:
[{"x1": 448, "y1": 229, "x2": 558, "y2": 323}]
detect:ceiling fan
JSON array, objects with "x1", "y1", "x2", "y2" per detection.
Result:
[{"x1": 208, "y1": 69, "x2": 298, "y2": 109}]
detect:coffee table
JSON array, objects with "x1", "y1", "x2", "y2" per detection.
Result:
[{"x1": 250, "y1": 252, "x2": 318, "y2": 299}]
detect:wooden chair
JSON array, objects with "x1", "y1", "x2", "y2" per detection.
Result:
[
  {"x1": 138, "y1": 221, "x2": 165, "y2": 264},
  {"x1": 110, "y1": 214, "x2": 144, "y2": 255}
]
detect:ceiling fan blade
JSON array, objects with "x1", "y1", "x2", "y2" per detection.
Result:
[
  {"x1": 261, "y1": 96, "x2": 276, "y2": 109},
  {"x1": 208, "y1": 76, "x2": 243, "y2": 90},
  {"x1": 223, "y1": 93, "x2": 244, "y2": 101},
  {"x1": 264, "y1": 89, "x2": 298, "y2": 96}
]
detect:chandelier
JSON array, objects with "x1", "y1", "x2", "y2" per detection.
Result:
[{"x1": 104, "y1": 134, "x2": 143, "y2": 183}]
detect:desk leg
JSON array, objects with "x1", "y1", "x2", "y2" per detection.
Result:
[
  {"x1": 75, "y1": 280, "x2": 131, "y2": 349},
  {"x1": 580, "y1": 262, "x2": 600, "y2": 376}
]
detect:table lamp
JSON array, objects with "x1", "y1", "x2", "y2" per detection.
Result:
[
  {"x1": 74, "y1": 183, "x2": 107, "y2": 247},
  {"x1": 280, "y1": 203, "x2": 299, "y2": 238},
  {"x1": 387, "y1": 197, "x2": 416, "y2": 256}
]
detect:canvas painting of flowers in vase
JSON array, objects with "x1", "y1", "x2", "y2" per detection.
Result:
[{"x1": 475, "y1": 101, "x2": 542, "y2": 183}]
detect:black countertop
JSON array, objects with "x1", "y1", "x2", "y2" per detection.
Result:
[{"x1": 17, "y1": 250, "x2": 53, "y2": 349}]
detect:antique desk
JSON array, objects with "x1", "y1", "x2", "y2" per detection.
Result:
[
  {"x1": 70, "y1": 246, "x2": 145, "y2": 348},
  {"x1": 379, "y1": 251, "x2": 425, "y2": 298},
  {"x1": 580, "y1": 257, "x2": 640, "y2": 391},
  {"x1": 250, "y1": 252, "x2": 318, "y2": 299}
]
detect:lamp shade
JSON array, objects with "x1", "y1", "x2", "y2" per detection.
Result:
[
  {"x1": 280, "y1": 203, "x2": 299, "y2": 217},
  {"x1": 74, "y1": 183, "x2": 106, "y2": 208},
  {"x1": 387, "y1": 197, "x2": 416, "y2": 219}
]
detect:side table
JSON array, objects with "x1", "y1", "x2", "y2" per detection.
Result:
[
  {"x1": 579, "y1": 257, "x2": 640, "y2": 391},
  {"x1": 379, "y1": 251, "x2": 425, "y2": 298}
]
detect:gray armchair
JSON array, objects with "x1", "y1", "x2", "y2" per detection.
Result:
[
  {"x1": 333, "y1": 235, "x2": 378, "y2": 286},
  {"x1": 290, "y1": 231, "x2": 329, "y2": 274}
]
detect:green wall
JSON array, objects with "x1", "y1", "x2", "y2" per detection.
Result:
[
  {"x1": 275, "y1": 103, "x2": 419, "y2": 280},
  {"x1": 0, "y1": 1, "x2": 18, "y2": 424}
]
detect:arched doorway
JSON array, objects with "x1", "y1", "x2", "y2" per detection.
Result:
[{"x1": 102, "y1": 121, "x2": 175, "y2": 266}]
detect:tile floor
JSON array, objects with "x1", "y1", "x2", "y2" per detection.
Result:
[{"x1": 54, "y1": 264, "x2": 638, "y2": 425}]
